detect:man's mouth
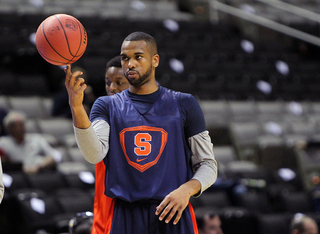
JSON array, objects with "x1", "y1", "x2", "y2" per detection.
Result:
[{"x1": 127, "y1": 71, "x2": 137, "y2": 79}]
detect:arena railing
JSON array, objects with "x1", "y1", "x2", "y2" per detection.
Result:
[{"x1": 209, "y1": 0, "x2": 320, "y2": 47}]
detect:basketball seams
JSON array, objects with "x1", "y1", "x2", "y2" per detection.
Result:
[
  {"x1": 74, "y1": 20, "x2": 84, "y2": 59},
  {"x1": 38, "y1": 48, "x2": 69, "y2": 65},
  {"x1": 55, "y1": 15, "x2": 74, "y2": 63},
  {"x1": 36, "y1": 14, "x2": 87, "y2": 66},
  {"x1": 41, "y1": 18, "x2": 72, "y2": 64}
]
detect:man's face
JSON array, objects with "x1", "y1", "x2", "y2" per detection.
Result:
[
  {"x1": 105, "y1": 66, "x2": 129, "y2": 96},
  {"x1": 120, "y1": 40, "x2": 158, "y2": 87},
  {"x1": 202, "y1": 215, "x2": 223, "y2": 234},
  {"x1": 8, "y1": 121, "x2": 25, "y2": 143}
]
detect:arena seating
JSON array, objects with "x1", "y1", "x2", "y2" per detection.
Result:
[{"x1": 2, "y1": 2, "x2": 320, "y2": 233}]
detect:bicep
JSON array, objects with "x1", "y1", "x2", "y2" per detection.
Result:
[
  {"x1": 90, "y1": 97, "x2": 110, "y2": 123},
  {"x1": 180, "y1": 94, "x2": 206, "y2": 138}
]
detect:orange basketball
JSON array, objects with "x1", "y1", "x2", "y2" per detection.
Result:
[{"x1": 35, "y1": 14, "x2": 87, "y2": 66}]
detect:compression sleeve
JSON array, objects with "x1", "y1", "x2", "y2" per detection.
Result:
[
  {"x1": 74, "y1": 119, "x2": 110, "y2": 164},
  {"x1": 189, "y1": 130, "x2": 218, "y2": 197}
]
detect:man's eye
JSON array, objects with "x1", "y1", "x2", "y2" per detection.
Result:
[{"x1": 122, "y1": 57, "x2": 128, "y2": 61}]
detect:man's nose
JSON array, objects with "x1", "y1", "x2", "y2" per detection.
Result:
[
  {"x1": 110, "y1": 82, "x2": 117, "y2": 91},
  {"x1": 128, "y1": 59, "x2": 135, "y2": 69}
]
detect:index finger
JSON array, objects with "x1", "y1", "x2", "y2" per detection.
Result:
[
  {"x1": 65, "y1": 64, "x2": 72, "y2": 84},
  {"x1": 155, "y1": 197, "x2": 169, "y2": 216}
]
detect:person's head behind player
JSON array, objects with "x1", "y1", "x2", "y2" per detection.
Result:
[
  {"x1": 290, "y1": 214, "x2": 318, "y2": 234},
  {"x1": 105, "y1": 55, "x2": 129, "y2": 96},
  {"x1": 3, "y1": 111, "x2": 26, "y2": 144},
  {"x1": 120, "y1": 32, "x2": 159, "y2": 90},
  {"x1": 196, "y1": 208, "x2": 224, "y2": 234}
]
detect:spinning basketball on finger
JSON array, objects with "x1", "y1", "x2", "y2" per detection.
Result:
[
  {"x1": 66, "y1": 31, "x2": 218, "y2": 234},
  {"x1": 35, "y1": 14, "x2": 87, "y2": 66}
]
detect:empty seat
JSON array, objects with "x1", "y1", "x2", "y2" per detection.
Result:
[
  {"x1": 220, "y1": 207, "x2": 258, "y2": 234},
  {"x1": 228, "y1": 101, "x2": 258, "y2": 123},
  {"x1": 38, "y1": 118, "x2": 74, "y2": 145},
  {"x1": 17, "y1": 75, "x2": 49, "y2": 96},
  {"x1": 256, "y1": 101, "x2": 285, "y2": 122},
  {"x1": 27, "y1": 172, "x2": 68, "y2": 194},
  {"x1": 57, "y1": 161, "x2": 89, "y2": 175},
  {"x1": 64, "y1": 171, "x2": 95, "y2": 190},
  {"x1": 14, "y1": 193, "x2": 62, "y2": 234},
  {"x1": 257, "y1": 136, "x2": 294, "y2": 169},
  {"x1": 56, "y1": 193, "x2": 93, "y2": 214},
  {"x1": 0, "y1": 95, "x2": 10, "y2": 109},
  {"x1": 41, "y1": 97, "x2": 53, "y2": 119},
  {"x1": 200, "y1": 100, "x2": 231, "y2": 128},
  {"x1": 284, "y1": 101, "x2": 310, "y2": 122},
  {"x1": 55, "y1": 187, "x2": 90, "y2": 198},
  {"x1": 2, "y1": 171, "x2": 30, "y2": 192},
  {"x1": 8, "y1": 96, "x2": 47, "y2": 119},
  {"x1": 229, "y1": 122, "x2": 263, "y2": 162},
  {"x1": 213, "y1": 146, "x2": 238, "y2": 177},
  {"x1": 197, "y1": 190, "x2": 233, "y2": 209},
  {"x1": 279, "y1": 191, "x2": 313, "y2": 213},
  {"x1": 235, "y1": 191, "x2": 273, "y2": 214},
  {"x1": 257, "y1": 213, "x2": 292, "y2": 234},
  {"x1": 224, "y1": 160, "x2": 261, "y2": 179},
  {"x1": 286, "y1": 121, "x2": 317, "y2": 142},
  {"x1": 66, "y1": 148, "x2": 95, "y2": 171}
]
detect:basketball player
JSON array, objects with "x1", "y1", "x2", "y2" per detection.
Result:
[
  {"x1": 92, "y1": 55, "x2": 129, "y2": 234},
  {"x1": 65, "y1": 31, "x2": 217, "y2": 234},
  {"x1": 105, "y1": 55, "x2": 130, "y2": 96}
]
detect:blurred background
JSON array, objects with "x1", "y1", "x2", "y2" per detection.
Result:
[{"x1": 1, "y1": 0, "x2": 320, "y2": 233}]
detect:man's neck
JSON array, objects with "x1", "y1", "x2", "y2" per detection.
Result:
[{"x1": 129, "y1": 80, "x2": 159, "y2": 95}]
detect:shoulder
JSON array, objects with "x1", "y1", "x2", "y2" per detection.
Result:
[
  {"x1": 94, "y1": 95, "x2": 112, "y2": 105},
  {"x1": 179, "y1": 92, "x2": 195, "y2": 101},
  {"x1": 94, "y1": 92, "x2": 126, "y2": 106},
  {"x1": 179, "y1": 92, "x2": 199, "y2": 109},
  {"x1": 92, "y1": 95, "x2": 113, "y2": 111}
]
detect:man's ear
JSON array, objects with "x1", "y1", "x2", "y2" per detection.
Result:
[{"x1": 152, "y1": 54, "x2": 159, "y2": 68}]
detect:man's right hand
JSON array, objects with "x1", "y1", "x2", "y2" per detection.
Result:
[
  {"x1": 64, "y1": 64, "x2": 91, "y2": 129},
  {"x1": 64, "y1": 64, "x2": 87, "y2": 109}
]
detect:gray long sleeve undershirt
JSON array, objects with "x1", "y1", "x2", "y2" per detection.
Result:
[{"x1": 74, "y1": 119, "x2": 218, "y2": 196}]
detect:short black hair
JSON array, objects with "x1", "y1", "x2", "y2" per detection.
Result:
[
  {"x1": 106, "y1": 55, "x2": 122, "y2": 70},
  {"x1": 123, "y1": 31, "x2": 158, "y2": 54}
]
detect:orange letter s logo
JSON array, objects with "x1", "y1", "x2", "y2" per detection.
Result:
[
  {"x1": 120, "y1": 126, "x2": 168, "y2": 172},
  {"x1": 134, "y1": 133, "x2": 152, "y2": 156}
]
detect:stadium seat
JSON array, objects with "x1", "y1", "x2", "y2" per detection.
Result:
[{"x1": 257, "y1": 213, "x2": 292, "y2": 234}]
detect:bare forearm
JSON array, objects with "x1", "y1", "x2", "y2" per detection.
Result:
[
  {"x1": 179, "y1": 179, "x2": 201, "y2": 197},
  {"x1": 70, "y1": 105, "x2": 91, "y2": 129},
  {"x1": 65, "y1": 64, "x2": 90, "y2": 129}
]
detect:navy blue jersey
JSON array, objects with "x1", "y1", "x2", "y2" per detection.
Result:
[{"x1": 90, "y1": 86, "x2": 205, "y2": 202}]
